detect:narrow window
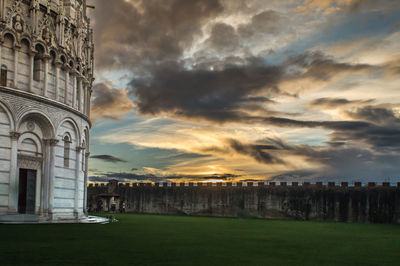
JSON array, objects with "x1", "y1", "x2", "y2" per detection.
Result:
[
  {"x1": 1, "y1": 66, "x2": 7, "y2": 87},
  {"x1": 63, "y1": 135, "x2": 71, "y2": 168},
  {"x1": 33, "y1": 56, "x2": 42, "y2": 81}
]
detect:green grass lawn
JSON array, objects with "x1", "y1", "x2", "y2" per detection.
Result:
[{"x1": 1, "y1": 214, "x2": 400, "y2": 265}]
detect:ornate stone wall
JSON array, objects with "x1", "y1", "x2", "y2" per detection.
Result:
[
  {"x1": 0, "y1": 0, "x2": 94, "y2": 115},
  {"x1": 0, "y1": 0, "x2": 93, "y2": 223}
]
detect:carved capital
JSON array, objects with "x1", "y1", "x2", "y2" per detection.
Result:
[
  {"x1": 43, "y1": 54, "x2": 51, "y2": 61},
  {"x1": 28, "y1": 48, "x2": 37, "y2": 56},
  {"x1": 63, "y1": 65, "x2": 71, "y2": 72},
  {"x1": 76, "y1": 145, "x2": 86, "y2": 152},
  {"x1": 44, "y1": 138, "x2": 59, "y2": 146},
  {"x1": 55, "y1": 60, "x2": 63, "y2": 68},
  {"x1": 10, "y1": 131, "x2": 21, "y2": 140}
]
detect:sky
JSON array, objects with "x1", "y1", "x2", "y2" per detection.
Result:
[{"x1": 87, "y1": 0, "x2": 400, "y2": 183}]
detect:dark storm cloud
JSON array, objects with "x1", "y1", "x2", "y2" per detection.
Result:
[
  {"x1": 201, "y1": 10, "x2": 288, "y2": 54},
  {"x1": 232, "y1": 137, "x2": 400, "y2": 180},
  {"x1": 346, "y1": 106, "x2": 400, "y2": 125},
  {"x1": 90, "y1": 155, "x2": 128, "y2": 163},
  {"x1": 308, "y1": 98, "x2": 374, "y2": 108},
  {"x1": 91, "y1": 0, "x2": 400, "y2": 180},
  {"x1": 227, "y1": 139, "x2": 284, "y2": 165},
  {"x1": 131, "y1": 61, "x2": 284, "y2": 122},
  {"x1": 287, "y1": 51, "x2": 373, "y2": 81},
  {"x1": 131, "y1": 51, "x2": 375, "y2": 123},
  {"x1": 238, "y1": 10, "x2": 288, "y2": 38},
  {"x1": 284, "y1": 148, "x2": 400, "y2": 181},
  {"x1": 204, "y1": 23, "x2": 240, "y2": 53},
  {"x1": 91, "y1": 83, "x2": 134, "y2": 121},
  {"x1": 94, "y1": 1, "x2": 378, "y2": 125},
  {"x1": 93, "y1": 0, "x2": 223, "y2": 70},
  {"x1": 263, "y1": 114, "x2": 400, "y2": 150}
]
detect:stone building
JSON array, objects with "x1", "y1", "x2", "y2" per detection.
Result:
[{"x1": 0, "y1": 0, "x2": 94, "y2": 222}]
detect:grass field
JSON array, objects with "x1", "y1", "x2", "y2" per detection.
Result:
[{"x1": 1, "y1": 214, "x2": 400, "y2": 265}]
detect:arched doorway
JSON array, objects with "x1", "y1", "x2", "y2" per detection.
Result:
[{"x1": 16, "y1": 112, "x2": 55, "y2": 215}]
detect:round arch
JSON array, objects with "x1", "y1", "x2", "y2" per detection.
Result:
[
  {"x1": 20, "y1": 35, "x2": 32, "y2": 48},
  {"x1": 82, "y1": 126, "x2": 90, "y2": 147},
  {"x1": 2, "y1": 31, "x2": 16, "y2": 46},
  {"x1": 57, "y1": 117, "x2": 81, "y2": 145},
  {"x1": 18, "y1": 132, "x2": 43, "y2": 154},
  {"x1": 18, "y1": 111, "x2": 56, "y2": 139},
  {"x1": 33, "y1": 41, "x2": 48, "y2": 55},
  {"x1": 0, "y1": 99, "x2": 16, "y2": 130}
]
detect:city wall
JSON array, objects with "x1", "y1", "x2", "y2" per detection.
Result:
[{"x1": 87, "y1": 181, "x2": 400, "y2": 224}]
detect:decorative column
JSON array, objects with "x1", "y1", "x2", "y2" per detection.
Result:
[
  {"x1": 47, "y1": 138, "x2": 58, "y2": 219},
  {"x1": 74, "y1": 146, "x2": 84, "y2": 218},
  {"x1": 1, "y1": 0, "x2": 5, "y2": 20},
  {"x1": 13, "y1": 46, "x2": 20, "y2": 88},
  {"x1": 8, "y1": 131, "x2": 20, "y2": 214},
  {"x1": 78, "y1": 77, "x2": 83, "y2": 111},
  {"x1": 0, "y1": 44, "x2": 2, "y2": 69},
  {"x1": 28, "y1": 50, "x2": 35, "y2": 92},
  {"x1": 71, "y1": 72, "x2": 76, "y2": 108},
  {"x1": 83, "y1": 151, "x2": 90, "y2": 215},
  {"x1": 55, "y1": 61, "x2": 61, "y2": 101},
  {"x1": 83, "y1": 81, "x2": 87, "y2": 115},
  {"x1": 41, "y1": 139, "x2": 49, "y2": 215},
  {"x1": 64, "y1": 67, "x2": 70, "y2": 105},
  {"x1": 88, "y1": 88, "x2": 92, "y2": 118},
  {"x1": 43, "y1": 54, "x2": 50, "y2": 97}
]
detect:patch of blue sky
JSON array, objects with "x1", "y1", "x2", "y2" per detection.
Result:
[
  {"x1": 95, "y1": 69, "x2": 134, "y2": 89},
  {"x1": 282, "y1": 128, "x2": 332, "y2": 146},
  {"x1": 90, "y1": 111, "x2": 142, "y2": 135},
  {"x1": 89, "y1": 140, "x2": 209, "y2": 174}
]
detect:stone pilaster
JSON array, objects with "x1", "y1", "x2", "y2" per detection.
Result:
[
  {"x1": 28, "y1": 49, "x2": 35, "y2": 92},
  {"x1": 0, "y1": 45, "x2": 2, "y2": 70},
  {"x1": 74, "y1": 146, "x2": 84, "y2": 218},
  {"x1": 54, "y1": 61, "x2": 62, "y2": 101},
  {"x1": 46, "y1": 138, "x2": 58, "y2": 219},
  {"x1": 43, "y1": 54, "x2": 50, "y2": 97},
  {"x1": 83, "y1": 151, "x2": 90, "y2": 215},
  {"x1": 78, "y1": 76, "x2": 83, "y2": 111},
  {"x1": 8, "y1": 131, "x2": 20, "y2": 214},
  {"x1": 71, "y1": 71, "x2": 77, "y2": 109},
  {"x1": 64, "y1": 66, "x2": 70, "y2": 105},
  {"x1": 13, "y1": 46, "x2": 19, "y2": 88}
]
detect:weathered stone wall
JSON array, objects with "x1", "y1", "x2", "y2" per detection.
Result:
[{"x1": 87, "y1": 183, "x2": 400, "y2": 224}]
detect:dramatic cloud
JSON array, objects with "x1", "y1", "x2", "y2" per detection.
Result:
[
  {"x1": 130, "y1": 51, "x2": 377, "y2": 124},
  {"x1": 91, "y1": 83, "x2": 134, "y2": 121},
  {"x1": 308, "y1": 98, "x2": 374, "y2": 108},
  {"x1": 131, "y1": 60, "x2": 283, "y2": 122},
  {"x1": 90, "y1": 0, "x2": 400, "y2": 181},
  {"x1": 90, "y1": 155, "x2": 128, "y2": 163},
  {"x1": 227, "y1": 139, "x2": 284, "y2": 165},
  {"x1": 93, "y1": 0, "x2": 223, "y2": 70},
  {"x1": 286, "y1": 51, "x2": 373, "y2": 81}
]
